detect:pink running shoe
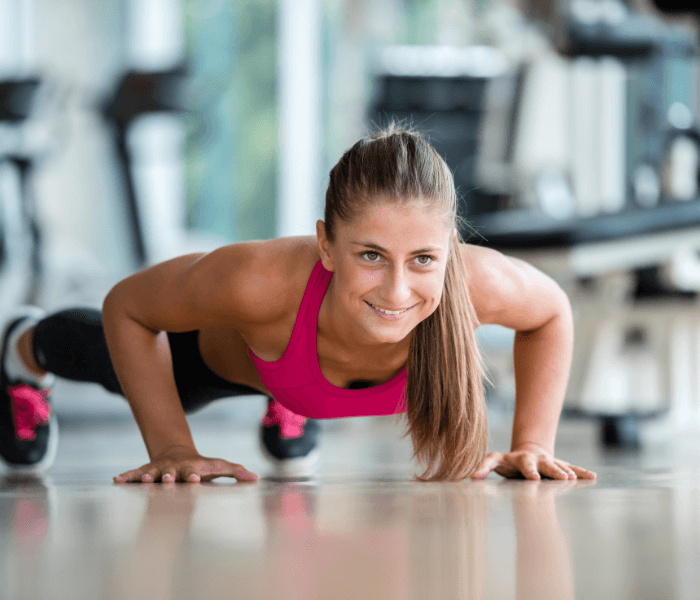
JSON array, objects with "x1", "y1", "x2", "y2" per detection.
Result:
[{"x1": 0, "y1": 308, "x2": 58, "y2": 472}]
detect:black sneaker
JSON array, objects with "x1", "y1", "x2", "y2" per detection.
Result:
[
  {"x1": 0, "y1": 308, "x2": 58, "y2": 472},
  {"x1": 259, "y1": 398, "x2": 320, "y2": 477}
]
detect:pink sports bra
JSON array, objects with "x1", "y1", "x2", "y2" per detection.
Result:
[{"x1": 247, "y1": 259, "x2": 408, "y2": 419}]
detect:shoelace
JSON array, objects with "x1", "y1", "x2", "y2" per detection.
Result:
[
  {"x1": 261, "y1": 400, "x2": 307, "y2": 439},
  {"x1": 8, "y1": 384, "x2": 51, "y2": 441}
]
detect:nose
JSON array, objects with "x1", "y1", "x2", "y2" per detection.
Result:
[{"x1": 378, "y1": 265, "x2": 412, "y2": 308}]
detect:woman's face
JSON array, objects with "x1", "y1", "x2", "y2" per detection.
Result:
[{"x1": 317, "y1": 201, "x2": 454, "y2": 346}]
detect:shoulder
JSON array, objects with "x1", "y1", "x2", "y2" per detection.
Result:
[
  {"x1": 216, "y1": 235, "x2": 320, "y2": 323},
  {"x1": 457, "y1": 242, "x2": 570, "y2": 330},
  {"x1": 457, "y1": 242, "x2": 497, "y2": 327},
  {"x1": 103, "y1": 236, "x2": 320, "y2": 334}
]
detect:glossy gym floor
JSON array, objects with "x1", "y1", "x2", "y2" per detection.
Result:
[{"x1": 1, "y1": 382, "x2": 699, "y2": 600}]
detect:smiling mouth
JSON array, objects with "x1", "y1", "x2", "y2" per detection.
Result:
[{"x1": 365, "y1": 301, "x2": 414, "y2": 315}]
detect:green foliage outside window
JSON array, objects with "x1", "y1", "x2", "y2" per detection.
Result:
[{"x1": 183, "y1": 0, "x2": 277, "y2": 243}]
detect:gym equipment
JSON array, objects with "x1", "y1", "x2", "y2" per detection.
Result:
[
  {"x1": 0, "y1": 78, "x2": 54, "y2": 314},
  {"x1": 467, "y1": 8, "x2": 700, "y2": 448},
  {"x1": 100, "y1": 65, "x2": 189, "y2": 268},
  {"x1": 469, "y1": 202, "x2": 700, "y2": 448},
  {"x1": 368, "y1": 45, "x2": 512, "y2": 217}
]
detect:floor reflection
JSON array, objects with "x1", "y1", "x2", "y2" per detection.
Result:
[
  {"x1": 1, "y1": 474, "x2": 53, "y2": 600},
  {"x1": 106, "y1": 484, "x2": 199, "y2": 600},
  {"x1": 3, "y1": 418, "x2": 700, "y2": 600},
  {"x1": 97, "y1": 477, "x2": 594, "y2": 600}
]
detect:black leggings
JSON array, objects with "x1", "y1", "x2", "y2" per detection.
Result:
[{"x1": 31, "y1": 307, "x2": 265, "y2": 413}]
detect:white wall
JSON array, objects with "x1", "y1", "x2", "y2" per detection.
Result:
[
  {"x1": 27, "y1": 0, "x2": 191, "y2": 307},
  {"x1": 30, "y1": 0, "x2": 135, "y2": 307},
  {"x1": 277, "y1": 0, "x2": 323, "y2": 238}
]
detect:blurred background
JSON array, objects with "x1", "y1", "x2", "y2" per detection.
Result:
[{"x1": 1, "y1": 0, "x2": 700, "y2": 449}]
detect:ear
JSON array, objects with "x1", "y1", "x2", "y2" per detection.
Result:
[{"x1": 316, "y1": 220, "x2": 335, "y2": 272}]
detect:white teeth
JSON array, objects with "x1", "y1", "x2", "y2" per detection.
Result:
[{"x1": 368, "y1": 302, "x2": 406, "y2": 315}]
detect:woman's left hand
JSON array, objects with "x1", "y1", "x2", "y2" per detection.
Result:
[{"x1": 469, "y1": 442, "x2": 596, "y2": 481}]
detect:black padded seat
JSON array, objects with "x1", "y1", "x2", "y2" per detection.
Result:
[
  {"x1": 0, "y1": 79, "x2": 41, "y2": 123},
  {"x1": 464, "y1": 200, "x2": 700, "y2": 250}
]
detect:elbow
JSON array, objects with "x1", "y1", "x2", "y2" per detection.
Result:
[
  {"x1": 536, "y1": 293, "x2": 574, "y2": 334},
  {"x1": 103, "y1": 283, "x2": 129, "y2": 316},
  {"x1": 547, "y1": 295, "x2": 575, "y2": 343},
  {"x1": 557, "y1": 291, "x2": 574, "y2": 324}
]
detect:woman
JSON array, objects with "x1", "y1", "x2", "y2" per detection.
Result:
[{"x1": 0, "y1": 125, "x2": 596, "y2": 483}]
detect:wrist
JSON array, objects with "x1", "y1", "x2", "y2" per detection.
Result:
[
  {"x1": 149, "y1": 441, "x2": 198, "y2": 461},
  {"x1": 510, "y1": 440, "x2": 553, "y2": 455}
]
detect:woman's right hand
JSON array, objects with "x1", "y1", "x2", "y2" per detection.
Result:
[{"x1": 113, "y1": 445, "x2": 259, "y2": 484}]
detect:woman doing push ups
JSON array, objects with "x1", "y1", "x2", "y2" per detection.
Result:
[{"x1": 0, "y1": 124, "x2": 596, "y2": 483}]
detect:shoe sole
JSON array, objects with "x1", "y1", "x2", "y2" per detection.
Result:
[
  {"x1": 0, "y1": 305, "x2": 58, "y2": 473},
  {"x1": 259, "y1": 437, "x2": 320, "y2": 478}
]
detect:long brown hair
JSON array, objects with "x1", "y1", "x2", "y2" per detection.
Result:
[{"x1": 324, "y1": 121, "x2": 492, "y2": 481}]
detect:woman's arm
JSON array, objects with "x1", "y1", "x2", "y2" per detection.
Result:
[
  {"x1": 101, "y1": 298, "x2": 197, "y2": 461},
  {"x1": 510, "y1": 298, "x2": 573, "y2": 456},
  {"x1": 460, "y1": 244, "x2": 596, "y2": 480},
  {"x1": 101, "y1": 242, "x2": 289, "y2": 483}
]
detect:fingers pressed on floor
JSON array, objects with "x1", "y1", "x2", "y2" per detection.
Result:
[
  {"x1": 482, "y1": 455, "x2": 502, "y2": 473},
  {"x1": 116, "y1": 470, "x2": 139, "y2": 483},
  {"x1": 141, "y1": 467, "x2": 160, "y2": 482},
  {"x1": 182, "y1": 468, "x2": 200, "y2": 483},
  {"x1": 521, "y1": 461, "x2": 540, "y2": 480},
  {"x1": 235, "y1": 469, "x2": 259, "y2": 482},
  {"x1": 572, "y1": 466, "x2": 596, "y2": 479},
  {"x1": 542, "y1": 462, "x2": 569, "y2": 479},
  {"x1": 522, "y1": 465, "x2": 541, "y2": 479}
]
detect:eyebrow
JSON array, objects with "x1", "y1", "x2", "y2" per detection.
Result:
[{"x1": 350, "y1": 241, "x2": 443, "y2": 255}]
